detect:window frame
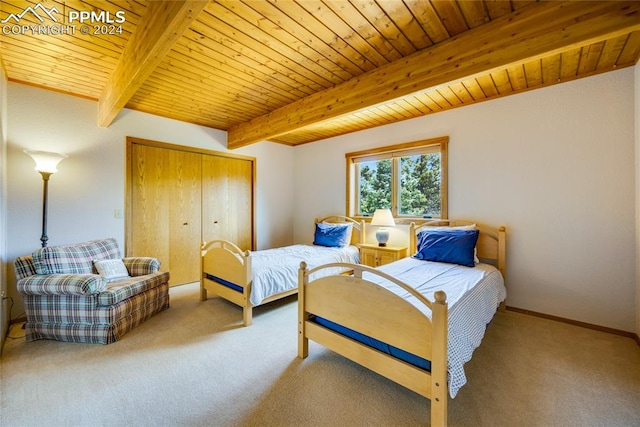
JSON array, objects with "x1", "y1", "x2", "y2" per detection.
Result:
[{"x1": 346, "y1": 136, "x2": 448, "y2": 220}]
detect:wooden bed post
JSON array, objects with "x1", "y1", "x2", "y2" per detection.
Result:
[
  {"x1": 243, "y1": 306, "x2": 253, "y2": 327},
  {"x1": 409, "y1": 222, "x2": 417, "y2": 254},
  {"x1": 497, "y1": 226, "x2": 507, "y2": 313},
  {"x1": 243, "y1": 251, "x2": 253, "y2": 326},
  {"x1": 200, "y1": 241, "x2": 208, "y2": 301},
  {"x1": 431, "y1": 290, "x2": 448, "y2": 427},
  {"x1": 298, "y1": 261, "x2": 309, "y2": 359}
]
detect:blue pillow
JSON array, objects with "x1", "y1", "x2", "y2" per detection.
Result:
[
  {"x1": 413, "y1": 229, "x2": 479, "y2": 267},
  {"x1": 313, "y1": 223, "x2": 353, "y2": 248}
]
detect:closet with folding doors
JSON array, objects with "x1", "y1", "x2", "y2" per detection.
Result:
[{"x1": 126, "y1": 137, "x2": 255, "y2": 286}]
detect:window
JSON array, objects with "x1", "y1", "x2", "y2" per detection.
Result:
[{"x1": 346, "y1": 136, "x2": 448, "y2": 219}]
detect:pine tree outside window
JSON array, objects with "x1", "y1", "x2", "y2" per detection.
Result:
[{"x1": 346, "y1": 136, "x2": 448, "y2": 220}]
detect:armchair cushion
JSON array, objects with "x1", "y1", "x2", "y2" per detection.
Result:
[
  {"x1": 32, "y1": 238, "x2": 121, "y2": 275},
  {"x1": 17, "y1": 274, "x2": 107, "y2": 296},
  {"x1": 14, "y1": 255, "x2": 36, "y2": 281},
  {"x1": 98, "y1": 272, "x2": 169, "y2": 306},
  {"x1": 122, "y1": 257, "x2": 161, "y2": 276}
]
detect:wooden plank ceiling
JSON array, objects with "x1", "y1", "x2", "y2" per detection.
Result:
[{"x1": 2, "y1": 1, "x2": 640, "y2": 148}]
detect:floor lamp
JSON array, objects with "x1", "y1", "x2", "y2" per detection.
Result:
[{"x1": 24, "y1": 150, "x2": 68, "y2": 247}]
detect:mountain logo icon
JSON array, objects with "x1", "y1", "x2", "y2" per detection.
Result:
[{"x1": 1, "y1": 3, "x2": 59, "y2": 24}]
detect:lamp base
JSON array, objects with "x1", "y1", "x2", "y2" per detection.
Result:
[{"x1": 375, "y1": 228, "x2": 389, "y2": 247}]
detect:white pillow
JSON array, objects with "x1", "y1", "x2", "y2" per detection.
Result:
[{"x1": 94, "y1": 259, "x2": 130, "y2": 282}]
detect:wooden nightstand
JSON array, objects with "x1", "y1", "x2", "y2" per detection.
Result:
[{"x1": 359, "y1": 244, "x2": 408, "y2": 267}]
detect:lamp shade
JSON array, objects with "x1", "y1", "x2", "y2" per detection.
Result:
[
  {"x1": 24, "y1": 150, "x2": 68, "y2": 174},
  {"x1": 370, "y1": 209, "x2": 396, "y2": 227}
]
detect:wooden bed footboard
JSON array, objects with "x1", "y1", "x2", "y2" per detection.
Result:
[
  {"x1": 298, "y1": 261, "x2": 448, "y2": 426},
  {"x1": 201, "y1": 215, "x2": 366, "y2": 327},
  {"x1": 201, "y1": 240, "x2": 255, "y2": 326}
]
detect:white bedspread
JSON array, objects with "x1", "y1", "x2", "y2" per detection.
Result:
[
  {"x1": 369, "y1": 257, "x2": 506, "y2": 398},
  {"x1": 250, "y1": 244, "x2": 359, "y2": 306}
]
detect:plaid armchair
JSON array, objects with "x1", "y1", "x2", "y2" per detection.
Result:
[{"x1": 14, "y1": 238, "x2": 170, "y2": 344}]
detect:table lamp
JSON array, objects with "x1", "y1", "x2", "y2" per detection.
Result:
[{"x1": 371, "y1": 208, "x2": 395, "y2": 247}]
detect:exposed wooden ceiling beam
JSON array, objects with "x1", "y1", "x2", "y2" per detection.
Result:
[
  {"x1": 97, "y1": 1, "x2": 208, "y2": 127},
  {"x1": 227, "y1": 1, "x2": 640, "y2": 149}
]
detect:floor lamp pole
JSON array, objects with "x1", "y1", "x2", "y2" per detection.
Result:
[
  {"x1": 23, "y1": 149, "x2": 68, "y2": 248},
  {"x1": 39, "y1": 171, "x2": 52, "y2": 248}
]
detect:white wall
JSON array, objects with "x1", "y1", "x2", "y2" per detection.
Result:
[
  {"x1": 294, "y1": 68, "x2": 636, "y2": 333},
  {"x1": 0, "y1": 61, "x2": 8, "y2": 352},
  {"x1": 636, "y1": 61, "x2": 640, "y2": 338},
  {"x1": 6, "y1": 83, "x2": 295, "y2": 318}
]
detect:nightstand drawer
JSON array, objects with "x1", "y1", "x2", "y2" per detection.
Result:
[{"x1": 359, "y1": 244, "x2": 407, "y2": 267}]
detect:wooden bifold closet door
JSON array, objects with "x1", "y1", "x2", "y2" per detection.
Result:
[
  {"x1": 126, "y1": 138, "x2": 255, "y2": 286},
  {"x1": 201, "y1": 154, "x2": 253, "y2": 250}
]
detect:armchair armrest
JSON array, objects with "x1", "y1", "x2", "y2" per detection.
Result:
[
  {"x1": 122, "y1": 257, "x2": 161, "y2": 276},
  {"x1": 17, "y1": 274, "x2": 107, "y2": 296}
]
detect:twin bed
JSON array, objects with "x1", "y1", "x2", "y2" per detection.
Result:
[
  {"x1": 202, "y1": 216, "x2": 506, "y2": 426},
  {"x1": 297, "y1": 219, "x2": 506, "y2": 426},
  {"x1": 200, "y1": 215, "x2": 364, "y2": 326}
]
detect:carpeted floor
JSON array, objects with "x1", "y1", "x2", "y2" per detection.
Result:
[{"x1": 1, "y1": 282, "x2": 639, "y2": 427}]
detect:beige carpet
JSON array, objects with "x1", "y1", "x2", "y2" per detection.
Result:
[{"x1": 1, "y1": 282, "x2": 639, "y2": 427}]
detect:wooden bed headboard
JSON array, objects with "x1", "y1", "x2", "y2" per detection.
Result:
[
  {"x1": 409, "y1": 219, "x2": 506, "y2": 279},
  {"x1": 314, "y1": 215, "x2": 366, "y2": 245}
]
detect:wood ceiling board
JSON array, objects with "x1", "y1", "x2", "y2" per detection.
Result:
[
  {"x1": 222, "y1": 1, "x2": 354, "y2": 82},
  {"x1": 506, "y1": 65, "x2": 528, "y2": 91},
  {"x1": 148, "y1": 50, "x2": 291, "y2": 112},
  {"x1": 560, "y1": 48, "x2": 581, "y2": 80},
  {"x1": 129, "y1": 83, "x2": 269, "y2": 129},
  {"x1": 227, "y1": 1, "x2": 640, "y2": 148},
  {"x1": 3, "y1": 52, "x2": 109, "y2": 90},
  {"x1": 484, "y1": 1, "x2": 513, "y2": 20},
  {"x1": 457, "y1": 0, "x2": 491, "y2": 29},
  {"x1": 97, "y1": 0, "x2": 209, "y2": 127},
  {"x1": 402, "y1": 0, "x2": 448, "y2": 44},
  {"x1": 448, "y1": 82, "x2": 475, "y2": 104},
  {"x1": 189, "y1": 13, "x2": 323, "y2": 96},
  {"x1": 205, "y1": 1, "x2": 347, "y2": 87},
  {"x1": 430, "y1": 0, "x2": 470, "y2": 36},
  {"x1": 175, "y1": 30, "x2": 315, "y2": 102},
  {"x1": 395, "y1": 98, "x2": 429, "y2": 116},
  {"x1": 541, "y1": 54, "x2": 561, "y2": 85},
  {"x1": 523, "y1": 61, "x2": 543, "y2": 88},
  {"x1": 349, "y1": 0, "x2": 420, "y2": 56},
  {"x1": 1, "y1": 29, "x2": 122, "y2": 69},
  {"x1": 296, "y1": 0, "x2": 391, "y2": 68},
  {"x1": 322, "y1": 0, "x2": 404, "y2": 62},
  {"x1": 475, "y1": 74, "x2": 499, "y2": 98},
  {"x1": 271, "y1": 0, "x2": 377, "y2": 74},
  {"x1": 617, "y1": 30, "x2": 640, "y2": 64},
  {"x1": 247, "y1": 0, "x2": 366, "y2": 77},
  {"x1": 490, "y1": 69, "x2": 513, "y2": 95},
  {"x1": 596, "y1": 34, "x2": 630, "y2": 70}
]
